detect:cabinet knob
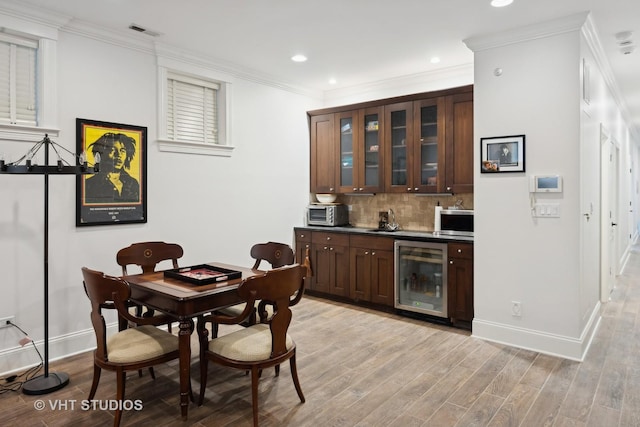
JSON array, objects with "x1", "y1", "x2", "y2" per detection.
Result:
[
  {"x1": 365, "y1": 251, "x2": 369, "y2": 255},
  {"x1": 447, "y1": 187, "x2": 452, "y2": 191},
  {"x1": 449, "y1": 260, "x2": 454, "y2": 264},
  {"x1": 372, "y1": 251, "x2": 376, "y2": 256},
  {"x1": 323, "y1": 246, "x2": 328, "y2": 250},
  {"x1": 353, "y1": 187, "x2": 357, "y2": 191},
  {"x1": 329, "y1": 247, "x2": 334, "y2": 251},
  {"x1": 407, "y1": 187, "x2": 412, "y2": 191},
  {"x1": 326, "y1": 237, "x2": 331, "y2": 241},
  {"x1": 359, "y1": 188, "x2": 363, "y2": 191},
  {"x1": 414, "y1": 187, "x2": 419, "y2": 191},
  {"x1": 329, "y1": 187, "x2": 334, "y2": 191},
  {"x1": 457, "y1": 249, "x2": 462, "y2": 253},
  {"x1": 300, "y1": 234, "x2": 305, "y2": 238}
]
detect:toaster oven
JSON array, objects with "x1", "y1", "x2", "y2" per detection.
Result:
[{"x1": 306, "y1": 204, "x2": 349, "y2": 226}]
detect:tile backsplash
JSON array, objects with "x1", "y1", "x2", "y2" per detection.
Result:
[{"x1": 329, "y1": 193, "x2": 474, "y2": 231}]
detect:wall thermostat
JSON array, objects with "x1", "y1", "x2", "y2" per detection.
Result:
[{"x1": 530, "y1": 175, "x2": 563, "y2": 192}]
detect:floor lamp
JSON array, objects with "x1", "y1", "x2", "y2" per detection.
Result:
[{"x1": 0, "y1": 134, "x2": 98, "y2": 395}]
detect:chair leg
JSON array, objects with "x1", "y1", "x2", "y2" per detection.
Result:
[
  {"x1": 198, "y1": 357, "x2": 208, "y2": 406},
  {"x1": 289, "y1": 353, "x2": 305, "y2": 403},
  {"x1": 88, "y1": 364, "x2": 101, "y2": 400},
  {"x1": 275, "y1": 364, "x2": 280, "y2": 377},
  {"x1": 114, "y1": 370, "x2": 127, "y2": 427},
  {"x1": 250, "y1": 366, "x2": 261, "y2": 427},
  {"x1": 149, "y1": 367, "x2": 155, "y2": 380}
]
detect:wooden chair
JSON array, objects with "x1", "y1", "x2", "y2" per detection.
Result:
[
  {"x1": 212, "y1": 242, "x2": 295, "y2": 337},
  {"x1": 81, "y1": 267, "x2": 181, "y2": 427},
  {"x1": 196, "y1": 264, "x2": 307, "y2": 426},
  {"x1": 116, "y1": 241, "x2": 184, "y2": 331}
]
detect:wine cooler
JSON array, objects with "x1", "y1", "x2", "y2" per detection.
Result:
[{"x1": 394, "y1": 240, "x2": 447, "y2": 318}]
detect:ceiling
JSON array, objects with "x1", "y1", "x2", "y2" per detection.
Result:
[{"x1": 7, "y1": 0, "x2": 640, "y2": 136}]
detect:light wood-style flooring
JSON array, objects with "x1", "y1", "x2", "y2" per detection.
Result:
[{"x1": 2, "y1": 242, "x2": 640, "y2": 426}]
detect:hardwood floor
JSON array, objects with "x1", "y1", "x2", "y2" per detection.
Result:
[{"x1": 2, "y1": 242, "x2": 640, "y2": 426}]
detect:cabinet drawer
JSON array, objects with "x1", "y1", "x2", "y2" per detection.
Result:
[
  {"x1": 312, "y1": 232, "x2": 350, "y2": 246},
  {"x1": 350, "y1": 235, "x2": 395, "y2": 251},
  {"x1": 294, "y1": 228, "x2": 312, "y2": 242},
  {"x1": 448, "y1": 243, "x2": 473, "y2": 259}
]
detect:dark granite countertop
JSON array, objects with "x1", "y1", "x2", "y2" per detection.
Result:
[{"x1": 295, "y1": 225, "x2": 473, "y2": 243}]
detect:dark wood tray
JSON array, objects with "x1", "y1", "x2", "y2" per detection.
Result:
[{"x1": 164, "y1": 264, "x2": 242, "y2": 285}]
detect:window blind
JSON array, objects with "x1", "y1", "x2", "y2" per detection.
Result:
[
  {"x1": 0, "y1": 36, "x2": 37, "y2": 126},
  {"x1": 167, "y1": 77, "x2": 219, "y2": 144}
]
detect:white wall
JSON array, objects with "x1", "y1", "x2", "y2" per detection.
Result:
[
  {"x1": 468, "y1": 14, "x2": 639, "y2": 360},
  {"x1": 0, "y1": 19, "x2": 320, "y2": 374}
]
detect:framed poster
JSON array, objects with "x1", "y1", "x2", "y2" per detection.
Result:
[
  {"x1": 76, "y1": 118, "x2": 147, "y2": 226},
  {"x1": 480, "y1": 134, "x2": 526, "y2": 173}
]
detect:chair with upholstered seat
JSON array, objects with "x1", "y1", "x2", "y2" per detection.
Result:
[
  {"x1": 197, "y1": 263, "x2": 307, "y2": 427},
  {"x1": 212, "y1": 242, "x2": 295, "y2": 337},
  {"x1": 116, "y1": 241, "x2": 184, "y2": 331},
  {"x1": 81, "y1": 267, "x2": 182, "y2": 427}
]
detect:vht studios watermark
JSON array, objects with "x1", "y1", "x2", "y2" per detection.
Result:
[{"x1": 33, "y1": 399, "x2": 143, "y2": 411}]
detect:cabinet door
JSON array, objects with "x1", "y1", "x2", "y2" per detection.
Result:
[
  {"x1": 349, "y1": 247, "x2": 372, "y2": 302},
  {"x1": 413, "y1": 97, "x2": 445, "y2": 193},
  {"x1": 385, "y1": 102, "x2": 413, "y2": 193},
  {"x1": 445, "y1": 92, "x2": 474, "y2": 194},
  {"x1": 358, "y1": 107, "x2": 384, "y2": 193},
  {"x1": 337, "y1": 111, "x2": 358, "y2": 193},
  {"x1": 447, "y1": 243, "x2": 474, "y2": 327},
  {"x1": 311, "y1": 232, "x2": 350, "y2": 297},
  {"x1": 369, "y1": 249, "x2": 394, "y2": 306},
  {"x1": 310, "y1": 114, "x2": 336, "y2": 193}
]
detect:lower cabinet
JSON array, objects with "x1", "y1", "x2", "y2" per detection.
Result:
[
  {"x1": 349, "y1": 235, "x2": 394, "y2": 306},
  {"x1": 310, "y1": 231, "x2": 350, "y2": 297},
  {"x1": 294, "y1": 228, "x2": 473, "y2": 329},
  {"x1": 447, "y1": 242, "x2": 474, "y2": 328}
]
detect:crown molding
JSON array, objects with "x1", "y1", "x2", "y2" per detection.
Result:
[
  {"x1": 464, "y1": 12, "x2": 589, "y2": 52},
  {"x1": 0, "y1": 0, "x2": 71, "y2": 39}
]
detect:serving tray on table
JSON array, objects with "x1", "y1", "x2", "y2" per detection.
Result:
[{"x1": 164, "y1": 264, "x2": 242, "y2": 285}]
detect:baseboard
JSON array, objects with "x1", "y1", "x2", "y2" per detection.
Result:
[
  {"x1": 0, "y1": 323, "x2": 118, "y2": 377},
  {"x1": 472, "y1": 302, "x2": 601, "y2": 361}
]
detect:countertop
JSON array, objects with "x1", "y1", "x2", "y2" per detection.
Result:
[{"x1": 296, "y1": 225, "x2": 474, "y2": 243}]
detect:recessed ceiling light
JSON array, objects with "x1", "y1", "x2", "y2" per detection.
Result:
[
  {"x1": 430, "y1": 57, "x2": 441, "y2": 64},
  {"x1": 329, "y1": 78, "x2": 337, "y2": 85},
  {"x1": 291, "y1": 54, "x2": 308, "y2": 63},
  {"x1": 491, "y1": 0, "x2": 513, "y2": 7}
]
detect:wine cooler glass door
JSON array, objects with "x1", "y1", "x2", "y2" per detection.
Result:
[{"x1": 394, "y1": 240, "x2": 447, "y2": 317}]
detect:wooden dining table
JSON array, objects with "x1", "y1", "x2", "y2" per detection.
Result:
[{"x1": 124, "y1": 262, "x2": 259, "y2": 420}]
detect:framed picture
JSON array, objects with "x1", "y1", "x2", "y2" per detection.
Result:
[
  {"x1": 480, "y1": 135, "x2": 525, "y2": 173},
  {"x1": 76, "y1": 118, "x2": 147, "y2": 226}
]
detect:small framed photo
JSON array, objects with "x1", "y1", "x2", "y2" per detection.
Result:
[{"x1": 480, "y1": 135, "x2": 525, "y2": 173}]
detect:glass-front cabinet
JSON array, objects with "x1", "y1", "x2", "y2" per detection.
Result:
[
  {"x1": 337, "y1": 107, "x2": 383, "y2": 193},
  {"x1": 385, "y1": 97, "x2": 445, "y2": 193},
  {"x1": 394, "y1": 240, "x2": 447, "y2": 318}
]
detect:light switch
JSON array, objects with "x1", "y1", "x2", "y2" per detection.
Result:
[{"x1": 533, "y1": 203, "x2": 560, "y2": 218}]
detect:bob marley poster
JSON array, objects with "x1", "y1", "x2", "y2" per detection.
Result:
[{"x1": 76, "y1": 118, "x2": 147, "y2": 226}]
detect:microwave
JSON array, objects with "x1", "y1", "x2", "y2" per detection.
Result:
[
  {"x1": 437, "y1": 209, "x2": 474, "y2": 236},
  {"x1": 307, "y1": 204, "x2": 349, "y2": 226}
]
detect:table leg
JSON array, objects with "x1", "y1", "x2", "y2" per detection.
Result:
[{"x1": 179, "y1": 318, "x2": 191, "y2": 420}]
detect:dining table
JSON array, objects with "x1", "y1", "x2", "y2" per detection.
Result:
[{"x1": 124, "y1": 262, "x2": 259, "y2": 420}]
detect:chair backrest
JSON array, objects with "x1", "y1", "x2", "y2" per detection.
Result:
[
  {"x1": 116, "y1": 241, "x2": 184, "y2": 275},
  {"x1": 250, "y1": 242, "x2": 295, "y2": 270},
  {"x1": 238, "y1": 264, "x2": 306, "y2": 357},
  {"x1": 82, "y1": 267, "x2": 132, "y2": 361}
]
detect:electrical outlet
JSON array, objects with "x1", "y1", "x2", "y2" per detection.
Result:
[
  {"x1": 0, "y1": 316, "x2": 15, "y2": 329},
  {"x1": 511, "y1": 301, "x2": 522, "y2": 317}
]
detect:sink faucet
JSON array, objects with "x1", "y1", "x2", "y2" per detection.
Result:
[{"x1": 387, "y1": 209, "x2": 399, "y2": 231}]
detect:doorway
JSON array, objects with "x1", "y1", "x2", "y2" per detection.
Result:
[{"x1": 600, "y1": 125, "x2": 619, "y2": 301}]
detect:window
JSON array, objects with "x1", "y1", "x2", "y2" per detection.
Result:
[
  {"x1": 157, "y1": 61, "x2": 233, "y2": 157},
  {"x1": 0, "y1": 33, "x2": 37, "y2": 127},
  {"x1": 167, "y1": 73, "x2": 219, "y2": 144}
]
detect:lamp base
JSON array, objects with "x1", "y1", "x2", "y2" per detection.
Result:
[{"x1": 22, "y1": 372, "x2": 69, "y2": 395}]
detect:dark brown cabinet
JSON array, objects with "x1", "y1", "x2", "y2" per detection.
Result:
[
  {"x1": 310, "y1": 231, "x2": 350, "y2": 297},
  {"x1": 310, "y1": 114, "x2": 337, "y2": 193},
  {"x1": 447, "y1": 242, "x2": 474, "y2": 328},
  {"x1": 444, "y1": 92, "x2": 474, "y2": 194},
  {"x1": 349, "y1": 235, "x2": 394, "y2": 306},
  {"x1": 309, "y1": 85, "x2": 473, "y2": 195}
]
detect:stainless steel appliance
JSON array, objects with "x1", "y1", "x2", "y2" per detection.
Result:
[
  {"x1": 306, "y1": 204, "x2": 349, "y2": 226},
  {"x1": 437, "y1": 209, "x2": 474, "y2": 236},
  {"x1": 395, "y1": 240, "x2": 447, "y2": 318}
]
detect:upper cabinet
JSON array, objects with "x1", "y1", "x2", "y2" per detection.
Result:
[
  {"x1": 337, "y1": 107, "x2": 384, "y2": 194},
  {"x1": 385, "y1": 98, "x2": 445, "y2": 193},
  {"x1": 310, "y1": 114, "x2": 336, "y2": 193},
  {"x1": 308, "y1": 85, "x2": 473, "y2": 195}
]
